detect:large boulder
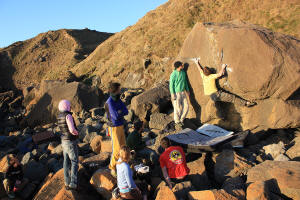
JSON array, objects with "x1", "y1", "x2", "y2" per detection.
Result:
[
  {"x1": 247, "y1": 160, "x2": 300, "y2": 200},
  {"x1": 187, "y1": 154, "x2": 212, "y2": 190},
  {"x1": 214, "y1": 149, "x2": 254, "y2": 184},
  {"x1": 149, "y1": 113, "x2": 173, "y2": 130},
  {"x1": 177, "y1": 21, "x2": 300, "y2": 131},
  {"x1": 34, "y1": 167, "x2": 99, "y2": 200},
  {"x1": 81, "y1": 152, "x2": 111, "y2": 172},
  {"x1": 131, "y1": 82, "x2": 171, "y2": 121},
  {"x1": 90, "y1": 169, "x2": 117, "y2": 200},
  {"x1": 24, "y1": 80, "x2": 103, "y2": 126},
  {"x1": 286, "y1": 132, "x2": 300, "y2": 161},
  {"x1": 155, "y1": 185, "x2": 177, "y2": 200},
  {"x1": 188, "y1": 189, "x2": 239, "y2": 200}
]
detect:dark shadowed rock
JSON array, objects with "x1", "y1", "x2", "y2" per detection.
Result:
[
  {"x1": 214, "y1": 149, "x2": 254, "y2": 184},
  {"x1": 82, "y1": 152, "x2": 110, "y2": 172},
  {"x1": 131, "y1": 82, "x2": 171, "y2": 121},
  {"x1": 24, "y1": 80, "x2": 104, "y2": 126},
  {"x1": 149, "y1": 113, "x2": 173, "y2": 130}
]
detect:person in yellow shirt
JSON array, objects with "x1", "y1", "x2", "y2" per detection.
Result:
[{"x1": 195, "y1": 58, "x2": 256, "y2": 107}]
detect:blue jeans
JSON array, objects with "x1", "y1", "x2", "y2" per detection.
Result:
[
  {"x1": 61, "y1": 140, "x2": 78, "y2": 188},
  {"x1": 136, "y1": 148, "x2": 159, "y2": 165}
]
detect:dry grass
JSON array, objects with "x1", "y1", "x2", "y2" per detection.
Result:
[
  {"x1": 0, "y1": 29, "x2": 112, "y2": 89},
  {"x1": 72, "y1": 0, "x2": 300, "y2": 90}
]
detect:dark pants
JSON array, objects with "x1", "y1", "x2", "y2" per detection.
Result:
[{"x1": 210, "y1": 90, "x2": 248, "y2": 106}]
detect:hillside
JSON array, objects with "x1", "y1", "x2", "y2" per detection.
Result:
[
  {"x1": 73, "y1": 0, "x2": 300, "y2": 89},
  {"x1": 0, "y1": 29, "x2": 112, "y2": 90}
]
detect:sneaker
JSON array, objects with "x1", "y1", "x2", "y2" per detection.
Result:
[
  {"x1": 246, "y1": 101, "x2": 257, "y2": 107},
  {"x1": 175, "y1": 123, "x2": 183, "y2": 131},
  {"x1": 7, "y1": 192, "x2": 15, "y2": 199},
  {"x1": 69, "y1": 183, "x2": 78, "y2": 191},
  {"x1": 111, "y1": 169, "x2": 117, "y2": 178},
  {"x1": 112, "y1": 187, "x2": 120, "y2": 199}
]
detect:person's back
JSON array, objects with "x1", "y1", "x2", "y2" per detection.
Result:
[
  {"x1": 116, "y1": 161, "x2": 136, "y2": 192},
  {"x1": 200, "y1": 71, "x2": 219, "y2": 96},
  {"x1": 159, "y1": 145, "x2": 189, "y2": 179},
  {"x1": 126, "y1": 130, "x2": 145, "y2": 151}
]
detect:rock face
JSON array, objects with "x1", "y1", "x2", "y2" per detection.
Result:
[
  {"x1": 90, "y1": 169, "x2": 117, "y2": 199},
  {"x1": 34, "y1": 168, "x2": 99, "y2": 200},
  {"x1": 131, "y1": 82, "x2": 171, "y2": 121},
  {"x1": 155, "y1": 185, "x2": 177, "y2": 200},
  {"x1": 188, "y1": 189, "x2": 239, "y2": 200},
  {"x1": 149, "y1": 113, "x2": 173, "y2": 130},
  {"x1": 24, "y1": 80, "x2": 103, "y2": 126},
  {"x1": 247, "y1": 160, "x2": 300, "y2": 200},
  {"x1": 177, "y1": 22, "x2": 300, "y2": 131},
  {"x1": 214, "y1": 149, "x2": 254, "y2": 184},
  {"x1": 286, "y1": 132, "x2": 300, "y2": 161}
]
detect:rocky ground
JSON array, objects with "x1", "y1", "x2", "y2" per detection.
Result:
[{"x1": 0, "y1": 78, "x2": 299, "y2": 200}]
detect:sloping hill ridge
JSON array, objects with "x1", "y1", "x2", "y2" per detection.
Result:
[
  {"x1": 73, "y1": 0, "x2": 300, "y2": 89},
  {"x1": 0, "y1": 29, "x2": 113, "y2": 90}
]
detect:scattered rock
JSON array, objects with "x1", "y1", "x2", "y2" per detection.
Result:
[
  {"x1": 82, "y1": 152, "x2": 110, "y2": 172},
  {"x1": 263, "y1": 141, "x2": 285, "y2": 160},
  {"x1": 51, "y1": 144, "x2": 63, "y2": 156},
  {"x1": 19, "y1": 182, "x2": 36, "y2": 199},
  {"x1": 21, "y1": 152, "x2": 34, "y2": 165},
  {"x1": 131, "y1": 82, "x2": 171, "y2": 121},
  {"x1": 247, "y1": 160, "x2": 300, "y2": 200},
  {"x1": 222, "y1": 177, "x2": 246, "y2": 199},
  {"x1": 24, "y1": 80, "x2": 104, "y2": 126},
  {"x1": 214, "y1": 149, "x2": 254, "y2": 184},
  {"x1": 286, "y1": 134, "x2": 300, "y2": 161},
  {"x1": 90, "y1": 107, "x2": 104, "y2": 118},
  {"x1": 101, "y1": 138, "x2": 112, "y2": 153},
  {"x1": 156, "y1": 185, "x2": 177, "y2": 200},
  {"x1": 187, "y1": 154, "x2": 211, "y2": 190},
  {"x1": 274, "y1": 153, "x2": 290, "y2": 161},
  {"x1": 90, "y1": 135, "x2": 102, "y2": 154},
  {"x1": 90, "y1": 169, "x2": 117, "y2": 199},
  {"x1": 149, "y1": 113, "x2": 173, "y2": 130},
  {"x1": 188, "y1": 189, "x2": 239, "y2": 200},
  {"x1": 246, "y1": 181, "x2": 276, "y2": 200},
  {"x1": 24, "y1": 160, "x2": 48, "y2": 182}
]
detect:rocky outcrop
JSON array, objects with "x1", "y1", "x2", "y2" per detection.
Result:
[
  {"x1": 131, "y1": 82, "x2": 171, "y2": 121},
  {"x1": 34, "y1": 168, "x2": 99, "y2": 200},
  {"x1": 188, "y1": 189, "x2": 239, "y2": 200},
  {"x1": 177, "y1": 22, "x2": 300, "y2": 132},
  {"x1": 247, "y1": 160, "x2": 300, "y2": 200},
  {"x1": 23, "y1": 80, "x2": 103, "y2": 126},
  {"x1": 0, "y1": 29, "x2": 112, "y2": 90},
  {"x1": 149, "y1": 113, "x2": 173, "y2": 130},
  {"x1": 90, "y1": 169, "x2": 117, "y2": 199},
  {"x1": 214, "y1": 149, "x2": 254, "y2": 184}
]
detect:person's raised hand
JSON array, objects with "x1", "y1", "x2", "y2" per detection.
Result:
[{"x1": 222, "y1": 63, "x2": 227, "y2": 69}]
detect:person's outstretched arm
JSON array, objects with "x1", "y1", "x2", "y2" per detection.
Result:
[
  {"x1": 195, "y1": 58, "x2": 205, "y2": 77},
  {"x1": 216, "y1": 64, "x2": 227, "y2": 78}
]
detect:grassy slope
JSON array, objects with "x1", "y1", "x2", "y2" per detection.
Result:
[
  {"x1": 0, "y1": 29, "x2": 112, "y2": 89},
  {"x1": 73, "y1": 0, "x2": 300, "y2": 89}
]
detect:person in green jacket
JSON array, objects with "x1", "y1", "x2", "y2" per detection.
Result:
[
  {"x1": 126, "y1": 120, "x2": 158, "y2": 166},
  {"x1": 169, "y1": 61, "x2": 190, "y2": 130}
]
